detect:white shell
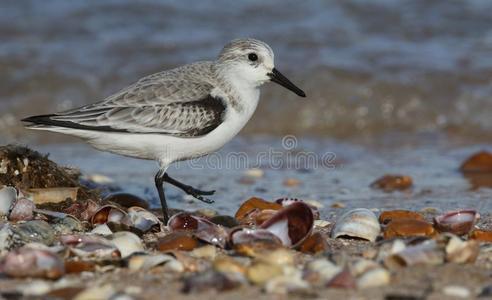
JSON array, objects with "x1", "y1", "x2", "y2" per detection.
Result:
[
  {"x1": 0, "y1": 186, "x2": 17, "y2": 216},
  {"x1": 357, "y1": 268, "x2": 391, "y2": 288},
  {"x1": 109, "y1": 231, "x2": 144, "y2": 258},
  {"x1": 331, "y1": 208, "x2": 381, "y2": 242}
]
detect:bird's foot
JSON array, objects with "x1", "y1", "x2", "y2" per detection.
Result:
[{"x1": 182, "y1": 185, "x2": 215, "y2": 203}]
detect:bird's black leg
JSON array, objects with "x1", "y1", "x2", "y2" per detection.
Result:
[
  {"x1": 155, "y1": 169, "x2": 169, "y2": 223},
  {"x1": 163, "y1": 173, "x2": 215, "y2": 204}
]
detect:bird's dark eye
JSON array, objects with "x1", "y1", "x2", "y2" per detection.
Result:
[{"x1": 248, "y1": 53, "x2": 258, "y2": 61}]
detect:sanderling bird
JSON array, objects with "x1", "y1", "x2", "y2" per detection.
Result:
[{"x1": 22, "y1": 38, "x2": 306, "y2": 222}]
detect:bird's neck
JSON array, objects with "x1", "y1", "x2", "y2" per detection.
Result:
[{"x1": 212, "y1": 65, "x2": 260, "y2": 113}]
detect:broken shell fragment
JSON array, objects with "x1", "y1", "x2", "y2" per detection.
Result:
[
  {"x1": 384, "y1": 240, "x2": 444, "y2": 269},
  {"x1": 11, "y1": 220, "x2": 57, "y2": 247},
  {"x1": 109, "y1": 231, "x2": 144, "y2": 258},
  {"x1": 304, "y1": 259, "x2": 341, "y2": 285},
  {"x1": 230, "y1": 227, "x2": 283, "y2": 246},
  {"x1": 275, "y1": 198, "x2": 320, "y2": 220},
  {"x1": 123, "y1": 206, "x2": 161, "y2": 233},
  {"x1": 469, "y1": 230, "x2": 492, "y2": 242},
  {"x1": 298, "y1": 232, "x2": 328, "y2": 254},
  {"x1": 379, "y1": 210, "x2": 424, "y2": 224},
  {"x1": 91, "y1": 205, "x2": 127, "y2": 225},
  {"x1": 247, "y1": 262, "x2": 283, "y2": 285},
  {"x1": 331, "y1": 208, "x2": 380, "y2": 242},
  {"x1": 0, "y1": 186, "x2": 17, "y2": 216},
  {"x1": 167, "y1": 212, "x2": 200, "y2": 231},
  {"x1": 370, "y1": 174, "x2": 413, "y2": 192},
  {"x1": 28, "y1": 187, "x2": 79, "y2": 205},
  {"x1": 235, "y1": 197, "x2": 282, "y2": 222},
  {"x1": 127, "y1": 253, "x2": 179, "y2": 271},
  {"x1": 8, "y1": 197, "x2": 35, "y2": 222},
  {"x1": 384, "y1": 219, "x2": 435, "y2": 239},
  {"x1": 445, "y1": 235, "x2": 479, "y2": 263},
  {"x1": 1, "y1": 246, "x2": 64, "y2": 279},
  {"x1": 61, "y1": 234, "x2": 119, "y2": 259},
  {"x1": 260, "y1": 201, "x2": 314, "y2": 247},
  {"x1": 157, "y1": 232, "x2": 199, "y2": 252},
  {"x1": 434, "y1": 209, "x2": 478, "y2": 236}
]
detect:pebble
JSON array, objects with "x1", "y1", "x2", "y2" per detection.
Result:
[{"x1": 247, "y1": 263, "x2": 283, "y2": 284}]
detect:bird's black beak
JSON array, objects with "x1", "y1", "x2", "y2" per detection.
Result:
[{"x1": 267, "y1": 68, "x2": 306, "y2": 97}]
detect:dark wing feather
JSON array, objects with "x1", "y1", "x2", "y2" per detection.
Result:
[{"x1": 22, "y1": 95, "x2": 226, "y2": 137}]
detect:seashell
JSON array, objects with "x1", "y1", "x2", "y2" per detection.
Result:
[
  {"x1": 61, "y1": 234, "x2": 119, "y2": 259},
  {"x1": 73, "y1": 284, "x2": 116, "y2": 300},
  {"x1": 304, "y1": 259, "x2": 341, "y2": 285},
  {"x1": 357, "y1": 268, "x2": 391, "y2": 289},
  {"x1": 52, "y1": 216, "x2": 84, "y2": 234},
  {"x1": 260, "y1": 201, "x2": 314, "y2": 247},
  {"x1": 434, "y1": 209, "x2": 478, "y2": 236},
  {"x1": 91, "y1": 205, "x2": 127, "y2": 225},
  {"x1": 460, "y1": 151, "x2": 492, "y2": 173},
  {"x1": 275, "y1": 198, "x2": 320, "y2": 220},
  {"x1": 167, "y1": 212, "x2": 201, "y2": 231},
  {"x1": 91, "y1": 224, "x2": 113, "y2": 235},
  {"x1": 103, "y1": 193, "x2": 149, "y2": 209},
  {"x1": 8, "y1": 197, "x2": 35, "y2": 222},
  {"x1": 469, "y1": 229, "x2": 492, "y2": 242},
  {"x1": 0, "y1": 186, "x2": 17, "y2": 216},
  {"x1": 109, "y1": 231, "x2": 144, "y2": 258},
  {"x1": 326, "y1": 268, "x2": 357, "y2": 289},
  {"x1": 157, "y1": 232, "x2": 199, "y2": 252},
  {"x1": 247, "y1": 263, "x2": 283, "y2": 285},
  {"x1": 376, "y1": 239, "x2": 407, "y2": 261},
  {"x1": 182, "y1": 270, "x2": 242, "y2": 293},
  {"x1": 28, "y1": 187, "x2": 79, "y2": 204},
  {"x1": 0, "y1": 222, "x2": 12, "y2": 250},
  {"x1": 379, "y1": 210, "x2": 424, "y2": 224},
  {"x1": 235, "y1": 197, "x2": 282, "y2": 222},
  {"x1": 123, "y1": 206, "x2": 161, "y2": 233},
  {"x1": 64, "y1": 199, "x2": 100, "y2": 222},
  {"x1": 331, "y1": 208, "x2": 380, "y2": 242},
  {"x1": 126, "y1": 253, "x2": 178, "y2": 271},
  {"x1": 370, "y1": 174, "x2": 413, "y2": 192},
  {"x1": 230, "y1": 227, "x2": 283, "y2": 246},
  {"x1": 194, "y1": 222, "x2": 229, "y2": 248},
  {"x1": 442, "y1": 285, "x2": 471, "y2": 298},
  {"x1": 11, "y1": 220, "x2": 56, "y2": 247},
  {"x1": 1, "y1": 246, "x2": 64, "y2": 279},
  {"x1": 384, "y1": 240, "x2": 444, "y2": 269},
  {"x1": 384, "y1": 219, "x2": 435, "y2": 239},
  {"x1": 298, "y1": 232, "x2": 328, "y2": 254},
  {"x1": 445, "y1": 235, "x2": 479, "y2": 263},
  {"x1": 351, "y1": 259, "x2": 380, "y2": 277}
]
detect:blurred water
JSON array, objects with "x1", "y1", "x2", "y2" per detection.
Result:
[{"x1": 1, "y1": 0, "x2": 492, "y2": 144}]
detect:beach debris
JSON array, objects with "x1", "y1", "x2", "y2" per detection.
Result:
[
  {"x1": 331, "y1": 208, "x2": 380, "y2": 242},
  {"x1": 384, "y1": 240, "x2": 444, "y2": 269},
  {"x1": 460, "y1": 151, "x2": 492, "y2": 173},
  {"x1": 433, "y1": 209, "x2": 478, "y2": 236},
  {"x1": 247, "y1": 262, "x2": 283, "y2": 285},
  {"x1": 304, "y1": 258, "x2": 341, "y2": 286},
  {"x1": 126, "y1": 253, "x2": 179, "y2": 271},
  {"x1": 61, "y1": 234, "x2": 119, "y2": 259},
  {"x1": 260, "y1": 201, "x2": 314, "y2": 247},
  {"x1": 370, "y1": 174, "x2": 413, "y2": 191},
  {"x1": 383, "y1": 219, "x2": 435, "y2": 239},
  {"x1": 469, "y1": 230, "x2": 492, "y2": 242},
  {"x1": 0, "y1": 246, "x2": 64, "y2": 279},
  {"x1": 157, "y1": 232, "x2": 199, "y2": 252},
  {"x1": 8, "y1": 197, "x2": 35, "y2": 221},
  {"x1": 0, "y1": 185, "x2": 17, "y2": 216},
  {"x1": 28, "y1": 187, "x2": 79, "y2": 204},
  {"x1": 10, "y1": 220, "x2": 57, "y2": 247},
  {"x1": 210, "y1": 215, "x2": 239, "y2": 228},
  {"x1": 379, "y1": 210, "x2": 424, "y2": 224},
  {"x1": 92, "y1": 205, "x2": 127, "y2": 226},
  {"x1": 235, "y1": 197, "x2": 282, "y2": 222},
  {"x1": 298, "y1": 232, "x2": 328, "y2": 254},
  {"x1": 124, "y1": 206, "x2": 162, "y2": 233},
  {"x1": 442, "y1": 285, "x2": 471, "y2": 298},
  {"x1": 444, "y1": 234, "x2": 479, "y2": 263},
  {"x1": 275, "y1": 198, "x2": 320, "y2": 219},
  {"x1": 108, "y1": 231, "x2": 144, "y2": 258}
]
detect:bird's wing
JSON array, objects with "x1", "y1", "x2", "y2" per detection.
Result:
[{"x1": 23, "y1": 63, "x2": 227, "y2": 137}]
